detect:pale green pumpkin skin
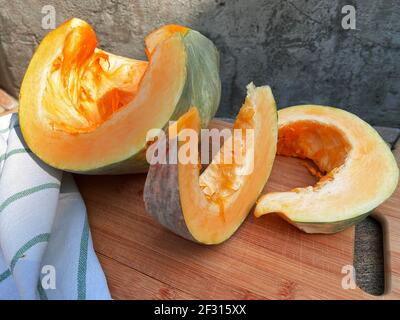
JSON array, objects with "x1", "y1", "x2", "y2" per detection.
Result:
[{"x1": 285, "y1": 212, "x2": 371, "y2": 234}]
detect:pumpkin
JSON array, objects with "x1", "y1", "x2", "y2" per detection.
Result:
[
  {"x1": 144, "y1": 83, "x2": 277, "y2": 244},
  {"x1": 255, "y1": 105, "x2": 399, "y2": 233},
  {"x1": 19, "y1": 18, "x2": 220, "y2": 174}
]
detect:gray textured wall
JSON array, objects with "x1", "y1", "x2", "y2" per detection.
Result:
[{"x1": 0, "y1": 0, "x2": 399, "y2": 127}]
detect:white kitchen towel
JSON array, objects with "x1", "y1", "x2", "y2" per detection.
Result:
[{"x1": 0, "y1": 113, "x2": 111, "y2": 300}]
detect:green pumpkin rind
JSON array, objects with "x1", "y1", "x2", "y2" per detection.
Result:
[{"x1": 286, "y1": 212, "x2": 371, "y2": 234}]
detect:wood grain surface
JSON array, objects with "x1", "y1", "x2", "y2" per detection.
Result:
[{"x1": 75, "y1": 119, "x2": 400, "y2": 300}]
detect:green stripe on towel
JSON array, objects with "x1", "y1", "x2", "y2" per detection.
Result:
[
  {"x1": 0, "y1": 269, "x2": 11, "y2": 283},
  {"x1": 10, "y1": 233, "x2": 50, "y2": 272},
  {"x1": 77, "y1": 217, "x2": 89, "y2": 300},
  {"x1": 0, "y1": 148, "x2": 32, "y2": 162},
  {"x1": 0, "y1": 182, "x2": 60, "y2": 214}
]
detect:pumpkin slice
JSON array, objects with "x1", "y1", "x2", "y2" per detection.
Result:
[
  {"x1": 144, "y1": 83, "x2": 277, "y2": 244},
  {"x1": 255, "y1": 105, "x2": 399, "y2": 233},
  {"x1": 19, "y1": 18, "x2": 220, "y2": 174}
]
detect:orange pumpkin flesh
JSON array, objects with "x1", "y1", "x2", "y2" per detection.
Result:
[
  {"x1": 144, "y1": 84, "x2": 277, "y2": 244},
  {"x1": 19, "y1": 18, "x2": 220, "y2": 174},
  {"x1": 255, "y1": 105, "x2": 399, "y2": 233}
]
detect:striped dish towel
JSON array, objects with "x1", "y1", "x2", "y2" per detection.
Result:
[{"x1": 0, "y1": 113, "x2": 110, "y2": 300}]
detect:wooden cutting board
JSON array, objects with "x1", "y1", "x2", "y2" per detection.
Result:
[{"x1": 75, "y1": 119, "x2": 400, "y2": 300}]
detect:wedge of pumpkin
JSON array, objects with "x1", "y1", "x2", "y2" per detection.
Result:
[
  {"x1": 255, "y1": 105, "x2": 399, "y2": 233},
  {"x1": 144, "y1": 83, "x2": 277, "y2": 244},
  {"x1": 19, "y1": 18, "x2": 220, "y2": 174}
]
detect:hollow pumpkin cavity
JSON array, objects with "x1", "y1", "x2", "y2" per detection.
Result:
[
  {"x1": 43, "y1": 24, "x2": 148, "y2": 133},
  {"x1": 277, "y1": 120, "x2": 352, "y2": 189}
]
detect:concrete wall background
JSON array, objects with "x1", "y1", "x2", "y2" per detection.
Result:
[{"x1": 0, "y1": 0, "x2": 399, "y2": 127}]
